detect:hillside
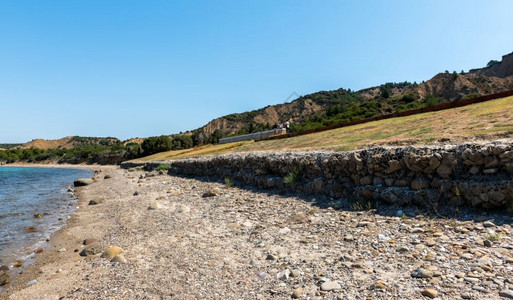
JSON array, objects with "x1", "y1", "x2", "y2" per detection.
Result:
[
  {"x1": 0, "y1": 143, "x2": 22, "y2": 150},
  {"x1": 132, "y1": 95, "x2": 513, "y2": 161},
  {"x1": 15, "y1": 136, "x2": 121, "y2": 150},
  {"x1": 198, "y1": 51, "x2": 513, "y2": 136},
  {"x1": 7, "y1": 52, "x2": 513, "y2": 157}
]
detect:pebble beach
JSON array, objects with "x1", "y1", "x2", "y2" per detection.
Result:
[{"x1": 2, "y1": 166, "x2": 513, "y2": 299}]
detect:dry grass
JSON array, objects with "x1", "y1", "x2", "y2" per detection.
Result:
[
  {"x1": 131, "y1": 142, "x2": 249, "y2": 162},
  {"x1": 135, "y1": 96, "x2": 513, "y2": 161}
]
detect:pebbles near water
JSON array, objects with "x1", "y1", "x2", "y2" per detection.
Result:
[{"x1": 4, "y1": 167, "x2": 513, "y2": 299}]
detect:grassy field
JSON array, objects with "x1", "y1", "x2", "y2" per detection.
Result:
[{"x1": 132, "y1": 95, "x2": 513, "y2": 161}]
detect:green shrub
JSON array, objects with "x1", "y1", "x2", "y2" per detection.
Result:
[
  {"x1": 141, "y1": 136, "x2": 172, "y2": 155},
  {"x1": 284, "y1": 167, "x2": 300, "y2": 184},
  {"x1": 155, "y1": 164, "x2": 171, "y2": 171},
  {"x1": 224, "y1": 177, "x2": 234, "y2": 187}
]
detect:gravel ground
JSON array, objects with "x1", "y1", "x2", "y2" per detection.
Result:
[{"x1": 3, "y1": 167, "x2": 513, "y2": 299}]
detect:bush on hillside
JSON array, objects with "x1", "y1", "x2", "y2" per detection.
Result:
[{"x1": 141, "y1": 136, "x2": 173, "y2": 155}]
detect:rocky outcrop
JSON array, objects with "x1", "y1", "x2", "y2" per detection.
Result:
[{"x1": 124, "y1": 141, "x2": 513, "y2": 210}]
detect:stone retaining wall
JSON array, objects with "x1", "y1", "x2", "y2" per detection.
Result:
[{"x1": 122, "y1": 141, "x2": 513, "y2": 209}]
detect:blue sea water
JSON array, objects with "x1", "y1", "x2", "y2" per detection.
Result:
[{"x1": 0, "y1": 166, "x2": 92, "y2": 267}]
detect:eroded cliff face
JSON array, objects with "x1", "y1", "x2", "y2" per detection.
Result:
[
  {"x1": 470, "y1": 52, "x2": 513, "y2": 78},
  {"x1": 202, "y1": 98, "x2": 325, "y2": 135},
  {"x1": 359, "y1": 52, "x2": 513, "y2": 101}
]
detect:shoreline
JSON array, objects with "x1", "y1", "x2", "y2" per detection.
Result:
[
  {"x1": 0, "y1": 164, "x2": 112, "y2": 299},
  {"x1": 2, "y1": 164, "x2": 513, "y2": 299},
  {"x1": 1, "y1": 163, "x2": 107, "y2": 170}
]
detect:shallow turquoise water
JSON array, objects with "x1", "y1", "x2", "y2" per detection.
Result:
[{"x1": 0, "y1": 166, "x2": 91, "y2": 266}]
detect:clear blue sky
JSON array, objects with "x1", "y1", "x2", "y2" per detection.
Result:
[{"x1": 1, "y1": 0, "x2": 512, "y2": 143}]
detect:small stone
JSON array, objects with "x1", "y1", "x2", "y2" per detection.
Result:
[
  {"x1": 88, "y1": 198, "x2": 103, "y2": 205},
  {"x1": 278, "y1": 227, "x2": 291, "y2": 235},
  {"x1": 290, "y1": 269, "x2": 301, "y2": 278},
  {"x1": 499, "y1": 290, "x2": 513, "y2": 299},
  {"x1": 83, "y1": 238, "x2": 98, "y2": 245},
  {"x1": 411, "y1": 228, "x2": 424, "y2": 234},
  {"x1": 33, "y1": 213, "x2": 43, "y2": 218},
  {"x1": 344, "y1": 234, "x2": 354, "y2": 241},
  {"x1": 411, "y1": 268, "x2": 433, "y2": 278},
  {"x1": 292, "y1": 287, "x2": 302, "y2": 298},
  {"x1": 472, "y1": 285, "x2": 486, "y2": 292},
  {"x1": 74, "y1": 178, "x2": 94, "y2": 186},
  {"x1": 421, "y1": 288, "x2": 439, "y2": 298},
  {"x1": 133, "y1": 191, "x2": 139, "y2": 196},
  {"x1": 424, "y1": 238, "x2": 436, "y2": 247},
  {"x1": 370, "y1": 281, "x2": 387, "y2": 290},
  {"x1": 378, "y1": 234, "x2": 390, "y2": 241},
  {"x1": 411, "y1": 177, "x2": 430, "y2": 190},
  {"x1": 111, "y1": 254, "x2": 127, "y2": 263},
  {"x1": 148, "y1": 201, "x2": 162, "y2": 210},
  {"x1": 464, "y1": 277, "x2": 480, "y2": 283},
  {"x1": 351, "y1": 262, "x2": 364, "y2": 268},
  {"x1": 276, "y1": 269, "x2": 290, "y2": 280},
  {"x1": 483, "y1": 168, "x2": 498, "y2": 174},
  {"x1": 483, "y1": 221, "x2": 496, "y2": 228},
  {"x1": 202, "y1": 189, "x2": 220, "y2": 197},
  {"x1": 257, "y1": 272, "x2": 271, "y2": 281},
  {"x1": 80, "y1": 243, "x2": 103, "y2": 256},
  {"x1": 0, "y1": 265, "x2": 8, "y2": 271},
  {"x1": 266, "y1": 254, "x2": 277, "y2": 261},
  {"x1": 461, "y1": 293, "x2": 472, "y2": 299},
  {"x1": 0, "y1": 273, "x2": 10, "y2": 286},
  {"x1": 396, "y1": 246, "x2": 410, "y2": 252},
  {"x1": 484, "y1": 240, "x2": 492, "y2": 247},
  {"x1": 320, "y1": 281, "x2": 341, "y2": 291},
  {"x1": 101, "y1": 246, "x2": 124, "y2": 259},
  {"x1": 25, "y1": 279, "x2": 37, "y2": 286},
  {"x1": 357, "y1": 221, "x2": 371, "y2": 227},
  {"x1": 461, "y1": 253, "x2": 474, "y2": 260}
]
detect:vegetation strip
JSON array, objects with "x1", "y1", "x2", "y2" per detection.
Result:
[{"x1": 257, "y1": 90, "x2": 513, "y2": 142}]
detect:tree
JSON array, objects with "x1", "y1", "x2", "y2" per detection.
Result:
[
  {"x1": 381, "y1": 88, "x2": 390, "y2": 99},
  {"x1": 209, "y1": 130, "x2": 225, "y2": 144},
  {"x1": 487, "y1": 60, "x2": 500, "y2": 67},
  {"x1": 171, "y1": 135, "x2": 193, "y2": 150},
  {"x1": 192, "y1": 130, "x2": 207, "y2": 146},
  {"x1": 141, "y1": 136, "x2": 172, "y2": 155}
]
